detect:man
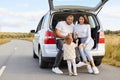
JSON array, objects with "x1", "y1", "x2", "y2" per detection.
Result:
[{"x1": 52, "y1": 15, "x2": 86, "y2": 74}]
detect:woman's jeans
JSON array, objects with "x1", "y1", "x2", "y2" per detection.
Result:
[
  {"x1": 53, "y1": 39, "x2": 81, "y2": 68},
  {"x1": 79, "y1": 38, "x2": 94, "y2": 62}
]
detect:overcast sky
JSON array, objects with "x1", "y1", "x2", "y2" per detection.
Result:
[{"x1": 0, "y1": 0, "x2": 120, "y2": 32}]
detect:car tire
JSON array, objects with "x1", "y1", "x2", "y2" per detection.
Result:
[
  {"x1": 33, "y1": 49, "x2": 38, "y2": 58},
  {"x1": 38, "y1": 51, "x2": 48, "y2": 68},
  {"x1": 94, "y1": 59, "x2": 102, "y2": 66}
]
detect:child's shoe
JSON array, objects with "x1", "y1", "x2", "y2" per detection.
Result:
[
  {"x1": 73, "y1": 73, "x2": 78, "y2": 76},
  {"x1": 69, "y1": 72, "x2": 73, "y2": 76}
]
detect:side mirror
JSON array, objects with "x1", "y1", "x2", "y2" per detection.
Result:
[{"x1": 30, "y1": 30, "x2": 35, "y2": 33}]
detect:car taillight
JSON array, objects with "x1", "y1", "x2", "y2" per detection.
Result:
[
  {"x1": 98, "y1": 32, "x2": 105, "y2": 43},
  {"x1": 44, "y1": 31, "x2": 56, "y2": 44}
]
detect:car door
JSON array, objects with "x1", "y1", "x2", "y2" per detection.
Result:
[
  {"x1": 33, "y1": 17, "x2": 44, "y2": 54},
  {"x1": 48, "y1": 0, "x2": 108, "y2": 12}
]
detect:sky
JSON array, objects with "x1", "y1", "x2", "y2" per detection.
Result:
[{"x1": 0, "y1": 0, "x2": 120, "y2": 32}]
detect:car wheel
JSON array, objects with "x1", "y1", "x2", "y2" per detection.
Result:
[
  {"x1": 33, "y1": 49, "x2": 38, "y2": 58},
  {"x1": 94, "y1": 59, "x2": 102, "y2": 66},
  {"x1": 38, "y1": 50, "x2": 48, "y2": 68}
]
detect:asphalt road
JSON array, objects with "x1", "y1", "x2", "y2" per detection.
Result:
[{"x1": 0, "y1": 40, "x2": 120, "y2": 80}]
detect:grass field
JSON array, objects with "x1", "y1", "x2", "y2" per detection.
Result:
[
  {"x1": 0, "y1": 32, "x2": 33, "y2": 45},
  {"x1": 0, "y1": 38, "x2": 12, "y2": 45},
  {"x1": 0, "y1": 32, "x2": 120, "y2": 67},
  {"x1": 102, "y1": 34, "x2": 120, "y2": 67}
]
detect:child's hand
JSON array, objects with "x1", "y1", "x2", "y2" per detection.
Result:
[
  {"x1": 63, "y1": 40, "x2": 65, "y2": 43},
  {"x1": 76, "y1": 39, "x2": 79, "y2": 43}
]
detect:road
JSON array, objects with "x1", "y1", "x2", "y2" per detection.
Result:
[{"x1": 0, "y1": 40, "x2": 120, "y2": 80}]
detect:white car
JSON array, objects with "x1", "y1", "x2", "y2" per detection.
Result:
[{"x1": 31, "y1": 0, "x2": 108, "y2": 68}]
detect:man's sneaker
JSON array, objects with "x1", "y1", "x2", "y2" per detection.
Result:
[
  {"x1": 92, "y1": 67, "x2": 99, "y2": 74},
  {"x1": 87, "y1": 65, "x2": 93, "y2": 74},
  {"x1": 76, "y1": 62, "x2": 87, "y2": 67},
  {"x1": 52, "y1": 67, "x2": 63, "y2": 74}
]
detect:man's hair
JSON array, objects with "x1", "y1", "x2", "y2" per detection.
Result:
[
  {"x1": 64, "y1": 34, "x2": 73, "y2": 45},
  {"x1": 66, "y1": 15, "x2": 74, "y2": 19}
]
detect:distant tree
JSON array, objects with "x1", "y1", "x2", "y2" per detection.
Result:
[
  {"x1": 105, "y1": 30, "x2": 120, "y2": 35},
  {"x1": 105, "y1": 30, "x2": 113, "y2": 34}
]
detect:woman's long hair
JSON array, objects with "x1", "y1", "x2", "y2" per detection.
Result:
[{"x1": 78, "y1": 15, "x2": 89, "y2": 24}]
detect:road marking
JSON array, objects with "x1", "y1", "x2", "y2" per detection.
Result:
[
  {"x1": 14, "y1": 47, "x2": 17, "y2": 50},
  {"x1": 0, "y1": 66, "x2": 6, "y2": 77}
]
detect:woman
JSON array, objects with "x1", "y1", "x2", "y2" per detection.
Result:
[{"x1": 74, "y1": 15, "x2": 99, "y2": 74}]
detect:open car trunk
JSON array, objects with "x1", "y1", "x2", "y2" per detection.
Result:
[
  {"x1": 49, "y1": 0, "x2": 108, "y2": 13},
  {"x1": 51, "y1": 11, "x2": 99, "y2": 49}
]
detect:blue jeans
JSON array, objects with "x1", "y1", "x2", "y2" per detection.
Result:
[
  {"x1": 53, "y1": 39, "x2": 64, "y2": 68},
  {"x1": 79, "y1": 38, "x2": 94, "y2": 61}
]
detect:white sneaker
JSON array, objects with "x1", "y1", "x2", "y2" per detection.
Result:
[
  {"x1": 69, "y1": 72, "x2": 73, "y2": 76},
  {"x1": 92, "y1": 67, "x2": 99, "y2": 74},
  {"x1": 87, "y1": 65, "x2": 93, "y2": 74},
  {"x1": 76, "y1": 62, "x2": 87, "y2": 67},
  {"x1": 52, "y1": 67, "x2": 63, "y2": 74},
  {"x1": 73, "y1": 73, "x2": 78, "y2": 76}
]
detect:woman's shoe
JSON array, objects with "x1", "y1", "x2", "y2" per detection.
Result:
[
  {"x1": 92, "y1": 67, "x2": 99, "y2": 74},
  {"x1": 87, "y1": 65, "x2": 93, "y2": 74},
  {"x1": 76, "y1": 62, "x2": 87, "y2": 67}
]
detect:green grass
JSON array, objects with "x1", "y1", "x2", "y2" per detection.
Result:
[
  {"x1": 0, "y1": 32, "x2": 33, "y2": 45},
  {"x1": 20, "y1": 37, "x2": 34, "y2": 42},
  {"x1": 0, "y1": 38, "x2": 12, "y2": 45},
  {"x1": 102, "y1": 34, "x2": 120, "y2": 67}
]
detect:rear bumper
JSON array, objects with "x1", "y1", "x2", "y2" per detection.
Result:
[
  {"x1": 42, "y1": 44, "x2": 57, "y2": 57},
  {"x1": 42, "y1": 55, "x2": 104, "y2": 62},
  {"x1": 42, "y1": 47, "x2": 105, "y2": 57},
  {"x1": 90, "y1": 50, "x2": 105, "y2": 56},
  {"x1": 41, "y1": 45, "x2": 105, "y2": 62}
]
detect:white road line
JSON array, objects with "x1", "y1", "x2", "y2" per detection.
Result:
[
  {"x1": 14, "y1": 47, "x2": 17, "y2": 50},
  {"x1": 0, "y1": 66, "x2": 6, "y2": 77}
]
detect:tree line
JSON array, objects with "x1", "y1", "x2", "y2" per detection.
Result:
[
  {"x1": 104, "y1": 30, "x2": 120, "y2": 35},
  {"x1": 0, "y1": 32, "x2": 34, "y2": 39}
]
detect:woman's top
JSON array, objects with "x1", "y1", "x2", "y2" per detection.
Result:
[{"x1": 74, "y1": 24, "x2": 91, "y2": 44}]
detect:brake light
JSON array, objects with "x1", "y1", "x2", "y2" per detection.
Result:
[
  {"x1": 98, "y1": 32, "x2": 105, "y2": 43},
  {"x1": 44, "y1": 31, "x2": 56, "y2": 44}
]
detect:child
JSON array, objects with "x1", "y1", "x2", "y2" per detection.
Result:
[{"x1": 63, "y1": 34, "x2": 78, "y2": 76}]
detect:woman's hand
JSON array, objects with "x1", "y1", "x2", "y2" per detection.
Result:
[
  {"x1": 79, "y1": 43, "x2": 87, "y2": 48},
  {"x1": 82, "y1": 43, "x2": 87, "y2": 48}
]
